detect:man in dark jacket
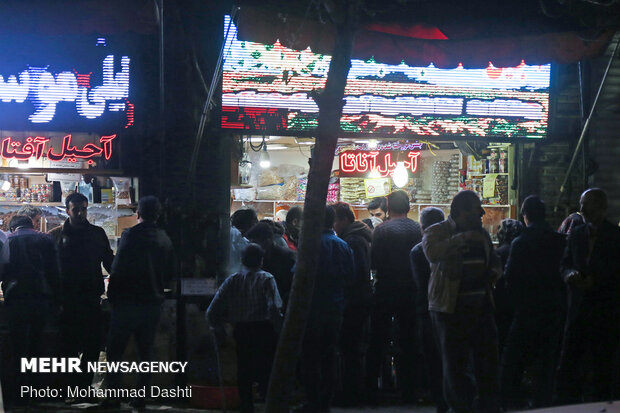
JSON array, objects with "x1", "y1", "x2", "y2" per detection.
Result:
[
  {"x1": 410, "y1": 207, "x2": 447, "y2": 413},
  {"x1": 500, "y1": 196, "x2": 565, "y2": 408},
  {"x1": 366, "y1": 190, "x2": 422, "y2": 404},
  {"x1": 299, "y1": 205, "x2": 354, "y2": 413},
  {"x1": 48, "y1": 192, "x2": 113, "y2": 392},
  {"x1": 332, "y1": 201, "x2": 372, "y2": 406},
  {"x1": 1, "y1": 215, "x2": 59, "y2": 406},
  {"x1": 556, "y1": 188, "x2": 620, "y2": 403},
  {"x1": 103, "y1": 196, "x2": 177, "y2": 409},
  {"x1": 246, "y1": 222, "x2": 296, "y2": 311}
]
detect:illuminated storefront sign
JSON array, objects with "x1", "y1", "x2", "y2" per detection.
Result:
[
  {"x1": 339, "y1": 150, "x2": 421, "y2": 177},
  {"x1": 0, "y1": 56, "x2": 130, "y2": 123},
  {"x1": 0, "y1": 134, "x2": 116, "y2": 165},
  {"x1": 0, "y1": 36, "x2": 135, "y2": 131},
  {"x1": 222, "y1": 16, "x2": 550, "y2": 139}
]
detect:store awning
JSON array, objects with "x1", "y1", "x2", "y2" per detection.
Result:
[{"x1": 235, "y1": 5, "x2": 614, "y2": 68}]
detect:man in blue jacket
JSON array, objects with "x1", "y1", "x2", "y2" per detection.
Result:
[{"x1": 298, "y1": 205, "x2": 354, "y2": 413}]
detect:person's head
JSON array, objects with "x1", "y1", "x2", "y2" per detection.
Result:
[
  {"x1": 137, "y1": 195, "x2": 162, "y2": 223},
  {"x1": 331, "y1": 202, "x2": 355, "y2": 235},
  {"x1": 9, "y1": 215, "x2": 34, "y2": 232},
  {"x1": 521, "y1": 195, "x2": 546, "y2": 225},
  {"x1": 285, "y1": 206, "x2": 303, "y2": 236},
  {"x1": 241, "y1": 243, "x2": 264, "y2": 270},
  {"x1": 420, "y1": 207, "x2": 445, "y2": 231},
  {"x1": 368, "y1": 197, "x2": 387, "y2": 221},
  {"x1": 17, "y1": 205, "x2": 43, "y2": 220},
  {"x1": 497, "y1": 219, "x2": 524, "y2": 246},
  {"x1": 260, "y1": 218, "x2": 285, "y2": 237},
  {"x1": 65, "y1": 192, "x2": 89, "y2": 226},
  {"x1": 386, "y1": 190, "x2": 410, "y2": 216},
  {"x1": 245, "y1": 222, "x2": 274, "y2": 251},
  {"x1": 579, "y1": 188, "x2": 607, "y2": 227},
  {"x1": 231, "y1": 208, "x2": 258, "y2": 236},
  {"x1": 450, "y1": 190, "x2": 484, "y2": 231},
  {"x1": 324, "y1": 205, "x2": 336, "y2": 230}
]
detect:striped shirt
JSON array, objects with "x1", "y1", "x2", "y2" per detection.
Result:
[{"x1": 206, "y1": 267, "x2": 282, "y2": 327}]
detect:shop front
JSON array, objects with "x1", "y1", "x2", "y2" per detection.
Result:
[
  {"x1": 231, "y1": 137, "x2": 514, "y2": 241},
  {"x1": 0, "y1": 33, "x2": 141, "y2": 241},
  {"x1": 222, "y1": 15, "x2": 552, "y2": 240},
  {"x1": 0, "y1": 30, "x2": 176, "y2": 390}
]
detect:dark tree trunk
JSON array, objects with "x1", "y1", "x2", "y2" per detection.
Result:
[{"x1": 264, "y1": 2, "x2": 359, "y2": 413}]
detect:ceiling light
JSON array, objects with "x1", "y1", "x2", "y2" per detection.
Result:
[
  {"x1": 368, "y1": 139, "x2": 378, "y2": 149},
  {"x1": 264, "y1": 144, "x2": 288, "y2": 150}
]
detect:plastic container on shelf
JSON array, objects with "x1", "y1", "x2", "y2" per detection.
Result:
[
  {"x1": 111, "y1": 177, "x2": 132, "y2": 205},
  {"x1": 59, "y1": 181, "x2": 78, "y2": 204}
]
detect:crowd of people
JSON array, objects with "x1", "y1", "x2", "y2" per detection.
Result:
[
  {"x1": 209, "y1": 188, "x2": 620, "y2": 413},
  {"x1": 0, "y1": 193, "x2": 176, "y2": 410}
]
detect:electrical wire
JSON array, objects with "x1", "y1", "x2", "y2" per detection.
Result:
[{"x1": 248, "y1": 135, "x2": 267, "y2": 152}]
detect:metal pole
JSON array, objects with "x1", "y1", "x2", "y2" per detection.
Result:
[
  {"x1": 188, "y1": 7, "x2": 239, "y2": 185},
  {"x1": 554, "y1": 35, "x2": 620, "y2": 212}
]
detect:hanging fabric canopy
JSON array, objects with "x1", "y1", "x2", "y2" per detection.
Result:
[{"x1": 235, "y1": 5, "x2": 614, "y2": 68}]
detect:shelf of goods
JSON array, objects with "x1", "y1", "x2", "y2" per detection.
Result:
[
  {"x1": 0, "y1": 202, "x2": 136, "y2": 247},
  {"x1": 0, "y1": 174, "x2": 138, "y2": 246}
]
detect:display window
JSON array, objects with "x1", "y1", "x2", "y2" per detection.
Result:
[{"x1": 231, "y1": 136, "x2": 515, "y2": 241}]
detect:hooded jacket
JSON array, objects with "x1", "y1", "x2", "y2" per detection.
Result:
[{"x1": 340, "y1": 221, "x2": 373, "y2": 306}]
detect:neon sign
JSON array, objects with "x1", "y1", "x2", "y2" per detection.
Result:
[
  {"x1": 0, "y1": 55, "x2": 130, "y2": 124},
  {"x1": 222, "y1": 16, "x2": 550, "y2": 139},
  {"x1": 339, "y1": 150, "x2": 421, "y2": 177},
  {"x1": 0, "y1": 35, "x2": 135, "y2": 131},
  {"x1": 0, "y1": 134, "x2": 116, "y2": 165}
]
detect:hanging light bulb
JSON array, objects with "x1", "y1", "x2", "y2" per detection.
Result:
[
  {"x1": 368, "y1": 139, "x2": 378, "y2": 149},
  {"x1": 392, "y1": 161, "x2": 408, "y2": 188},
  {"x1": 259, "y1": 145, "x2": 271, "y2": 169},
  {"x1": 1, "y1": 180, "x2": 10, "y2": 191}
]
